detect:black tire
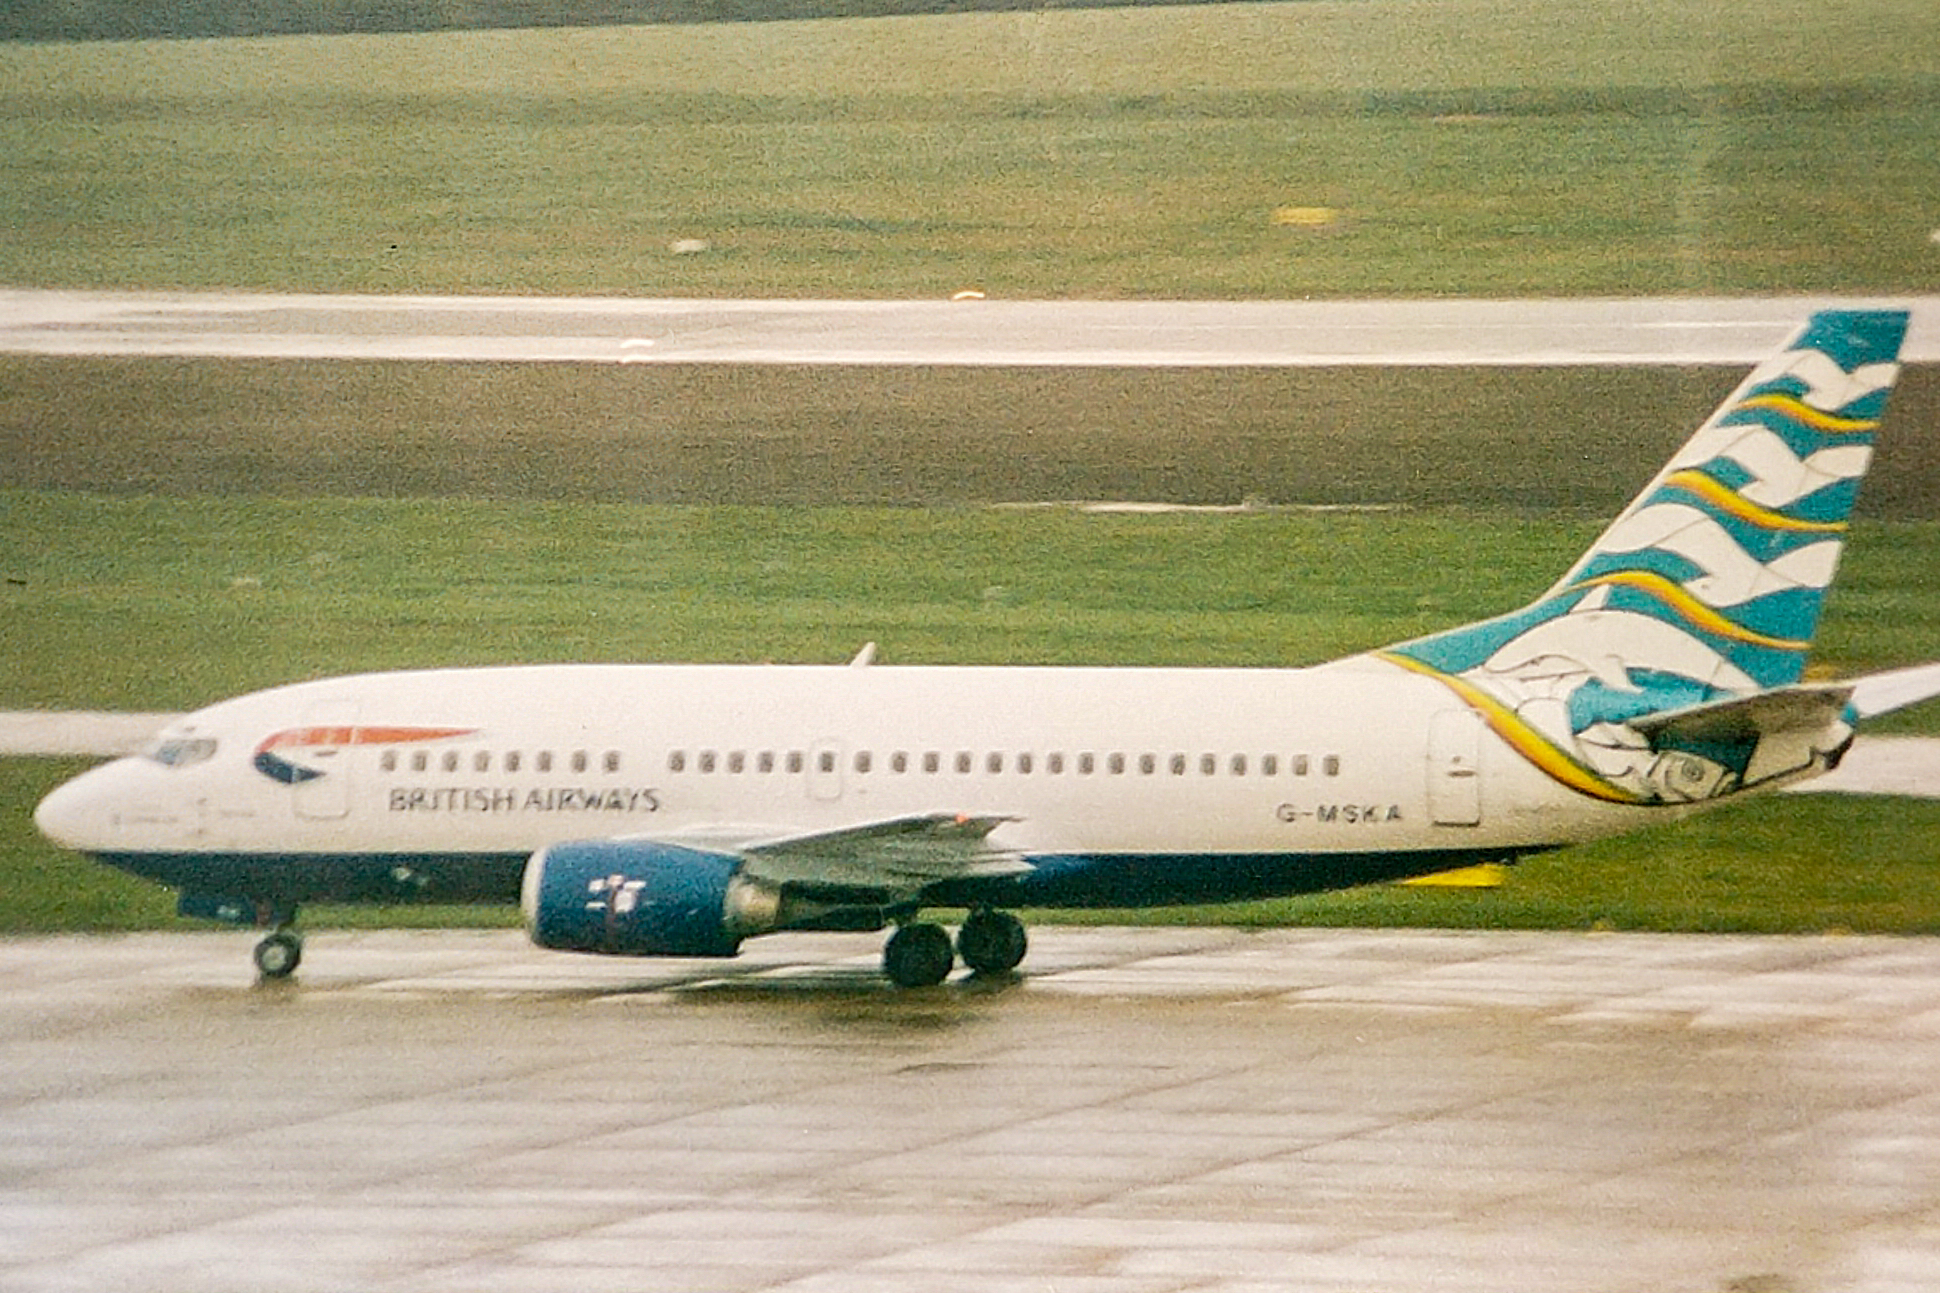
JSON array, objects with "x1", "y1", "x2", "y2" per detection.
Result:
[
  {"x1": 253, "y1": 931, "x2": 302, "y2": 979},
  {"x1": 883, "y1": 923, "x2": 954, "y2": 988},
  {"x1": 957, "y1": 909, "x2": 1028, "y2": 976}
]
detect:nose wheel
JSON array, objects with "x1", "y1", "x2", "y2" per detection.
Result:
[{"x1": 253, "y1": 926, "x2": 304, "y2": 980}]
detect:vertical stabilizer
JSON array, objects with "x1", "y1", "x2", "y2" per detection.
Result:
[{"x1": 1379, "y1": 309, "x2": 1909, "y2": 804}]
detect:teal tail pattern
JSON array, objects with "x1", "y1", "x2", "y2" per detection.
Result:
[{"x1": 1378, "y1": 309, "x2": 1910, "y2": 804}]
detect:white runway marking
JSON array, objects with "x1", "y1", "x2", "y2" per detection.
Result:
[
  {"x1": 5, "y1": 290, "x2": 1937, "y2": 366},
  {"x1": 0, "y1": 712, "x2": 180, "y2": 757}
]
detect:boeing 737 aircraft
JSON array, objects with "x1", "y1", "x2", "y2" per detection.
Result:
[{"x1": 35, "y1": 309, "x2": 1940, "y2": 986}]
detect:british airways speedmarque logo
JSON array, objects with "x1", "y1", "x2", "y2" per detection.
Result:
[{"x1": 252, "y1": 726, "x2": 476, "y2": 784}]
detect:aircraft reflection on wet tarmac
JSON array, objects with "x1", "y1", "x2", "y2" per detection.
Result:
[{"x1": 4, "y1": 925, "x2": 1939, "y2": 1293}]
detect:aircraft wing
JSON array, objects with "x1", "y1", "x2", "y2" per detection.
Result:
[
  {"x1": 614, "y1": 814, "x2": 1033, "y2": 899},
  {"x1": 734, "y1": 813, "x2": 1032, "y2": 895}
]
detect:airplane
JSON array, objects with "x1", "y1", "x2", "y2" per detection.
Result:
[{"x1": 34, "y1": 308, "x2": 1940, "y2": 987}]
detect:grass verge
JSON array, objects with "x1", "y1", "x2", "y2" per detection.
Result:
[
  {"x1": 3, "y1": 1, "x2": 1937, "y2": 296},
  {"x1": 4, "y1": 492, "x2": 1937, "y2": 935}
]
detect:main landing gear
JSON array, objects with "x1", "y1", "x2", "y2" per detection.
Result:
[
  {"x1": 882, "y1": 909, "x2": 1028, "y2": 988},
  {"x1": 252, "y1": 909, "x2": 304, "y2": 980}
]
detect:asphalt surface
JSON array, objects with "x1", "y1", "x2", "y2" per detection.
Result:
[
  {"x1": 5, "y1": 291, "x2": 1939, "y2": 366},
  {"x1": 4, "y1": 926, "x2": 1938, "y2": 1293}
]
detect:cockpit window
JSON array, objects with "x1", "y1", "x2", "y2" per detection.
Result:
[{"x1": 147, "y1": 737, "x2": 219, "y2": 768}]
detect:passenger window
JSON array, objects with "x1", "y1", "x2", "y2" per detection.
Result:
[
  {"x1": 474, "y1": 751, "x2": 491, "y2": 773},
  {"x1": 506, "y1": 751, "x2": 521, "y2": 773},
  {"x1": 1108, "y1": 753, "x2": 1125, "y2": 775},
  {"x1": 700, "y1": 751, "x2": 717, "y2": 773},
  {"x1": 1231, "y1": 754, "x2": 1247, "y2": 776},
  {"x1": 1199, "y1": 754, "x2": 1216, "y2": 776},
  {"x1": 537, "y1": 751, "x2": 553, "y2": 773},
  {"x1": 379, "y1": 750, "x2": 397, "y2": 773},
  {"x1": 1324, "y1": 755, "x2": 1341, "y2": 777},
  {"x1": 758, "y1": 751, "x2": 775, "y2": 773},
  {"x1": 604, "y1": 751, "x2": 621, "y2": 773},
  {"x1": 891, "y1": 752, "x2": 908, "y2": 773},
  {"x1": 669, "y1": 751, "x2": 686, "y2": 773},
  {"x1": 787, "y1": 751, "x2": 804, "y2": 774},
  {"x1": 728, "y1": 751, "x2": 745, "y2": 774},
  {"x1": 986, "y1": 752, "x2": 1004, "y2": 775},
  {"x1": 1261, "y1": 754, "x2": 1278, "y2": 776},
  {"x1": 923, "y1": 752, "x2": 940, "y2": 774},
  {"x1": 1047, "y1": 753, "x2": 1064, "y2": 774},
  {"x1": 854, "y1": 751, "x2": 872, "y2": 774},
  {"x1": 571, "y1": 751, "x2": 588, "y2": 773},
  {"x1": 441, "y1": 751, "x2": 459, "y2": 773},
  {"x1": 1079, "y1": 753, "x2": 1096, "y2": 775},
  {"x1": 1292, "y1": 755, "x2": 1309, "y2": 777},
  {"x1": 1139, "y1": 754, "x2": 1156, "y2": 775},
  {"x1": 818, "y1": 750, "x2": 836, "y2": 774},
  {"x1": 412, "y1": 751, "x2": 428, "y2": 772},
  {"x1": 1018, "y1": 753, "x2": 1034, "y2": 775},
  {"x1": 955, "y1": 752, "x2": 972, "y2": 774}
]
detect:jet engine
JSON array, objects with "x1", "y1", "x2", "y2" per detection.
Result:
[{"x1": 522, "y1": 840, "x2": 786, "y2": 957}]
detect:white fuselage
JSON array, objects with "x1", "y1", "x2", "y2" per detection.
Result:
[{"x1": 37, "y1": 655, "x2": 1660, "y2": 903}]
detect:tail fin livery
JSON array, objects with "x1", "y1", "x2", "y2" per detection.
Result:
[{"x1": 1379, "y1": 309, "x2": 1911, "y2": 805}]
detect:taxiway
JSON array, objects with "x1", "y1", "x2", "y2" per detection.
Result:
[
  {"x1": 4, "y1": 290, "x2": 1938, "y2": 366},
  {"x1": 3, "y1": 926, "x2": 1938, "y2": 1293}
]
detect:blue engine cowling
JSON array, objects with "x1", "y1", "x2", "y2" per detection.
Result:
[{"x1": 522, "y1": 840, "x2": 783, "y2": 957}]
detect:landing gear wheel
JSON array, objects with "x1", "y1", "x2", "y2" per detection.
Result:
[
  {"x1": 253, "y1": 930, "x2": 303, "y2": 980},
  {"x1": 883, "y1": 922, "x2": 954, "y2": 988},
  {"x1": 957, "y1": 909, "x2": 1028, "y2": 976}
]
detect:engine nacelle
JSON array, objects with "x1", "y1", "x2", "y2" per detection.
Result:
[{"x1": 522, "y1": 840, "x2": 784, "y2": 957}]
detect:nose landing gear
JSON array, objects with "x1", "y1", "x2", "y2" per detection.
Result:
[{"x1": 252, "y1": 907, "x2": 303, "y2": 980}]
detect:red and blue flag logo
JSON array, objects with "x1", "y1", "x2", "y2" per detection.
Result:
[{"x1": 252, "y1": 726, "x2": 476, "y2": 784}]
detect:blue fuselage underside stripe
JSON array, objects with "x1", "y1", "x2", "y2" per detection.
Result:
[{"x1": 94, "y1": 846, "x2": 1538, "y2": 912}]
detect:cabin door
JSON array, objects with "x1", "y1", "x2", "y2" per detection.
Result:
[
  {"x1": 1427, "y1": 709, "x2": 1483, "y2": 826},
  {"x1": 293, "y1": 700, "x2": 358, "y2": 821}
]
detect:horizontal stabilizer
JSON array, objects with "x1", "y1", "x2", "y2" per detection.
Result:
[
  {"x1": 1849, "y1": 661, "x2": 1940, "y2": 719},
  {"x1": 1629, "y1": 683, "x2": 1853, "y2": 745}
]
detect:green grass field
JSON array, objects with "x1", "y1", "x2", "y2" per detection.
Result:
[
  {"x1": 3, "y1": 0, "x2": 1938, "y2": 296},
  {"x1": 7, "y1": 492, "x2": 1939, "y2": 707},
  {"x1": 4, "y1": 493, "x2": 1938, "y2": 935}
]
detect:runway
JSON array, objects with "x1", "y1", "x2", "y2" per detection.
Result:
[
  {"x1": 3, "y1": 926, "x2": 1938, "y2": 1293},
  {"x1": 5, "y1": 290, "x2": 1938, "y2": 366}
]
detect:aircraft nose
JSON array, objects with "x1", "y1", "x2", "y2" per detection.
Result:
[{"x1": 35, "y1": 763, "x2": 119, "y2": 851}]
